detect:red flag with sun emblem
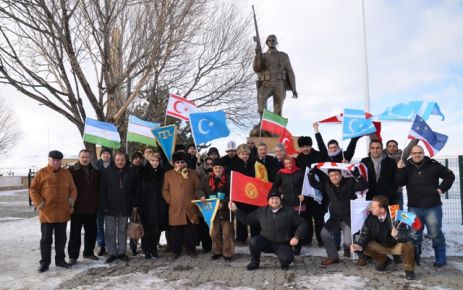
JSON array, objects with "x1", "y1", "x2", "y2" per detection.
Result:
[{"x1": 230, "y1": 171, "x2": 272, "y2": 207}]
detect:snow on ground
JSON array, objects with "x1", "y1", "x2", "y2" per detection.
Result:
[
  {"x1": 1, "y1": 216, "x2": 463, "y2": 289},
  {"x1": 0, "y1": 189, "x2": 27, "y2": 196}
]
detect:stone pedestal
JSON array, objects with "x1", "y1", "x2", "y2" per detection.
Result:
[{"x1": 247, "y1": 136, "x2": 300, "y2": 154}]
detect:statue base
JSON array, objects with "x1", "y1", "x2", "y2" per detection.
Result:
[{"x1": 247, "y1": 136, "x2": 300, "y2": 154}]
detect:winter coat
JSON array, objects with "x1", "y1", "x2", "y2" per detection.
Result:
[
  {"x1": 198, "y1": 174, "x2": 232, "y2": 220},
  {"x1": 99, "y1": 164, "x2": 136, "y2": 217},
  {"x1": 356, "y1": 213, "x2": 410, "y2": 249},
  {"x1": 133, "y1": 164, "x2": 167, "y2": 232},
  {"x1": 162, "y1": 168, "x2": 201, "y2": 226},
  {"x1": 220, "y1": 155, "x2": 241, "y2": 175},
  {"x1": 68, "y1": 162, "x2": 100, "y2": 215},
  {"x1": 235, "y1": 205, "x2": 308, "y2": 244},
  {"x1": 395, "y1": 157, "x2": 455, "y2": 209},
  {"x1": 272, "y1": 169, "x2": 304, "y2": 208},
  {"x1": 315, "y1": 132, "x2": 360, "y2": 162},
  {"x1": 360, "y1": 154, "x2": 398, "y2": 203},
  {"x1": 30, "y1": 165, "x2": 77, "y2": 223},
  {"x1": 234, "y1": 158, "x2": 256, "y2": 177},
  {"x1": 255, "y1": 155, "x2": 280, "y2": 182},
  {"x1": 308, "y1": 169, "x2": 368, "y2": 230}
]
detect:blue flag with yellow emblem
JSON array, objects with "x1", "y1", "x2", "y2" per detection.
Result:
[
  {"x1": 152, "y1": 125, "x2": 177, "y2": 161},
  {"x1": 192, "y1": 198, "x2": 220, "y2": 235}
]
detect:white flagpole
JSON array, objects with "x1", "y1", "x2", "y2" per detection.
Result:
[
  {"x1": 350, "y1": 200, "x2": 355, "y2": 259},
  {"x1": 230, "y1": 172, "x2": 233, "y2": 223},
  {"x1": 361, "y1": 0, "x2": 371, "y2": 155}
]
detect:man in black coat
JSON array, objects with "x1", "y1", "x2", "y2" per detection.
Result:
[
  {"x1": 255, "y1": 142, "x2": 280, "y2": 183},
  {"x1": 351, "y1": 195, "x2": 416, "y2": 280},
  {"x1": 396, "y1": 145, "x2": 455, "y2": 267},
  {"x1": 313, "y1": 122, "x2": 360, "y2": 163},
  {"x1": 309, "y1": 167, "x2": 368, "y2": 265},
  {"x1": 361, "y1": 140, "x2": 398, "y2": 203},
  {"x1": 295, "y1": 136, "x2": 325, "y2": 246},
  {"x1": 100, "y1": 151, "x2": 137, "y2": 263},
  {"x1": 68, "y1": 149, "x2": 100, "y2": 265},
  {"x1": 229, "y1": 191, "x2": 308, "y2": 270}
]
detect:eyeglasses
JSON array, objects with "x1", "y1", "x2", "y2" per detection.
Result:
[
  {"x1": 248, "y1": 142, "x2": 254, "y2": 145},
  {"x1": 175, "y1": 160, "x2": 186, "y2": 164}
]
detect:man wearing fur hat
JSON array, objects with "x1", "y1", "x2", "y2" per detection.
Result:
[
  {"x1": 229, "y1": 191, "x2": 307, "y2": 270},
  {"x1": 162, "y1": 151, "x2": 202, "y2": 259},
  {"x1": 30, "y1": 150, "x2": 78, "y2": 273}
]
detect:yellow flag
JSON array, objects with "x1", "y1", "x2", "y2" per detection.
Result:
[{"x1": 255, "y1": 161, "x2": 268, "y2": 182}]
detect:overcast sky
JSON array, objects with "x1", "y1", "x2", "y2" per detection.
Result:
[{"x1": 1, "y1": 0, "x2": 463, "y2": 175}]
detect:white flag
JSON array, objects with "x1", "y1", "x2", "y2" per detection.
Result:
[
  {"x1": 350, "y1": 200, "x2": 371, "y2": 235},
  {"x1": 301, "y1": 167, "x2": 323, "y2": 204}
]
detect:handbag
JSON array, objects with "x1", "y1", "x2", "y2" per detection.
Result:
[{"x1": 126, "y1": 210, "x2": 144, "y2": 240}]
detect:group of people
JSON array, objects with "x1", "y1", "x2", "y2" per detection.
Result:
[{"x1": 29, "y1": 122, "x2": 455, "y2": 281}]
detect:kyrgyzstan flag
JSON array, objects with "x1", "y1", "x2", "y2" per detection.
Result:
[
  {"x1": 230, "y1": 171, "x2": 273, "y2": 207},
  {"x1": 278, "y1": 128, "x2": 298, "y2": 156}
]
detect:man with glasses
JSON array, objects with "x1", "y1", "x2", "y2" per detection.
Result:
[
  {"x1": 162, "y1": 151, "x2": 202, "y2": 259},
  {"x1": 396, "y1": 145, "x2": 455, "y2": 267}
]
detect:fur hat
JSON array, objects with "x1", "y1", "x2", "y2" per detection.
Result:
[
  {"x1": 172, "y1": 151, "x2": 187, "y2": 162},
  {"x1": 298, "y1": 136, "x2": 312, "y2": 147},
  {"x1": 212, "y1": 158, "x2": 225, "y2": 167},
  {"x1": 207, "y1": 147, "x2": 220, "y2": 156},
  {"x1": 175, "y1": 144, "x2": 186, "y2": 152}
]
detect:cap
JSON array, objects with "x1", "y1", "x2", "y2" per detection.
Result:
[
  {"x1": 48, "y1": 150, "x2": 63, "y2": 160},
  {"x1": 225, "y1": 141, "x2": 237, "y2": 152},
  {"x1": 267, "y1": 190, "x2": 282, "y2": 200}
]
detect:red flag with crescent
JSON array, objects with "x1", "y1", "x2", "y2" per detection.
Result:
[
  {"x1": 278, "y1": 128, "x2": 298, "y2": 156},
  {"x1": 166, "y1": 93, "x2": 199, "y2": 121}
]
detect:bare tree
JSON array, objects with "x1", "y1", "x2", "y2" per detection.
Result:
[
  {"x1": 0, "y1": 0, "x2": 255, "y2": 159},
  {"x1": 0, "y1": 97, "x2": 21, "y2": 155}
]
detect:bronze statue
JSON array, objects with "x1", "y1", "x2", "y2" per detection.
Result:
[{"x1": 253, "y1": 34, "x2": 298, "y2": 118}]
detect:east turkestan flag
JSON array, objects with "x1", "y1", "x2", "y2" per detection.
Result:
[
  {"x1": 342, "y1": 108, "x2": 376, "y2": 140},
  {"x1": 127, "y1": 115, "x2": 160, "y2": 146},
  {"x1": 189, "y1": 110, "x2": 230, "y2": 144},
  {"x1": 261, "y1": 109, "x2": 288, "y2": 135},
  {"x1": 83, "y1": 118, "x2": 121, "y2": 149}
]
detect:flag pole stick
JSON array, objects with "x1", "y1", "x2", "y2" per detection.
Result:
[
  {"x1": 350, "y1": 199, "x2": 355, "y2": 259},
  {"x1": 298, "y1": 199, "x2": 302, "y2": 215},
  {"x1": 229, "y1": 172, "x2": 233, "y2": 223}
]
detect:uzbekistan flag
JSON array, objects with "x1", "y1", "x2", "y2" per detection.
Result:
[
  {"x1": 261, "y1": 109, "x2": 288, "y2": 135},
  {"x1": 127, "y1": 115, "x2": 160, "y2": 146},
  {"x1": 83, "y1": 118, "x2": 121, "y2": 149}
]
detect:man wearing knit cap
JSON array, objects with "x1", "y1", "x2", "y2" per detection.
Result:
[
  {"x1": 95, "y1": 147, "x2": 113, "y2": 256},
  {"x1": 229, "y1": 191, "x2": 308, "y2": 271},
  {"x1": 30, "y1": 150, "x2": 78, "y2": 273},
  {"x1": 162, "y1": 151, "x2": 202, "y2": 259}
]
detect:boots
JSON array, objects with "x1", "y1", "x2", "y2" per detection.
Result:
[{"x1": 433, "y1": 245, "x2": 447, "y2": 267}]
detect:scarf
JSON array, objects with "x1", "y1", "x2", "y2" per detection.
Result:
[
  {"x1": 208, "y1": 173, "x2": 227, "y2": 193},
  {"x1": 278, "y1": 158, "x2": 300, "y2": 174},
  {"x1": 328, "y1": 147, "x2": 342, "y2": 158},
  {"x1": 371, "y1": 152, "x2": 386, "y2": 182}
]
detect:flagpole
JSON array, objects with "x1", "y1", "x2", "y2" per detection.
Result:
[
  {"x1": 350, "y1": 199, "x2": 355, "y2": 259},
  {"x1": 361, "y1": 0, "x2": 371, "y2": 155},
  {"x1": 229, "y1": 172, "x2": 233, "y2": 223}
]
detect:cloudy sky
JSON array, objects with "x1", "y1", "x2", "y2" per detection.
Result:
[{"x1": 1, "y1": 0, "x2": 463, "y2": 175}]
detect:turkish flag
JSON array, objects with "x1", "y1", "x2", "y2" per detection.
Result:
[
  {"x1": 373, "y1": 121, "x2": 382, "y2": 142},
  {"x1": 278, "y1": 128, "x2": 298, "y2": 156},
  {"x1": 230, "y1": 171, "x2": 272, "y2": 207}
]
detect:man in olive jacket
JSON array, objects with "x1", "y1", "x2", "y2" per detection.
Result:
[
  {"x1": 30, "y1": 150, "x2": 78, "y2": 273},
  {"x1": 67, "y1": 149, "x2": 100, "y2": 265},
  {"x1": 229, "y1": 191, "x2": 307, "y2": 270}
]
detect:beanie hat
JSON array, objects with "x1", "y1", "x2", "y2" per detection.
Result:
[
  {"x1": 267, "y1": 190, "x2": 282, "y2": 200},
  {"x1": 298, "y1": 136, "x2": 312, "y2": 147},
  {"x1": 100, "y1": 147, "x2": 112, "y2": 156},
  {"x1": 212, "y1": 158, "x2": 225, "y2": 167}
]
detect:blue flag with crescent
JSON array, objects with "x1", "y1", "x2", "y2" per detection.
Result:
[
  {"x1": 192, "y1": 198, "x2": 220, "y2": 235},
  {"x1": 189, "y1": 110, "x2": 230, "y2": 144},
  {"x1": 376, "y1": 101, "x2": 445, "y2": 121},
  {"x1": 152, "y1": 125, "x2": 177, "y2": 161},
  {"x1": 342, "y1": 109, "x2": 376, "y2": 140}
]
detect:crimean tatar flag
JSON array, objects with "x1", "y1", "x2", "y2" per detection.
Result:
[{"x1": 230, "y1": 171, "x2": 272, "y2": 207}]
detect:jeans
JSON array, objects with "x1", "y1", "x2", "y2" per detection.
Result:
[
  {"x1": 408, "y1": 205, "x2": 446, "y2": 264},
  {"x1": 104, "y1": 215, "x2": 128, "y2": 256}
]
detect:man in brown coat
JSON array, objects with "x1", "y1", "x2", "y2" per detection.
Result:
[
  {"x1": 67, "y1": 149, "x2": 100, "y2": 265},
  {"x1": 30, "y1": 150, "x2": 78, "y2": 273},
  {"x1": 162, "y1": 151, "x2": 201, "y2": 259}
]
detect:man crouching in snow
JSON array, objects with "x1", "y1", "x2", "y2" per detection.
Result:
[
  {"x1": 228, "y1": 191, "x2": 307, "y2": 270},
  {"x1": 351, "y1": 195, "x2": 416, "y2": 280}
]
